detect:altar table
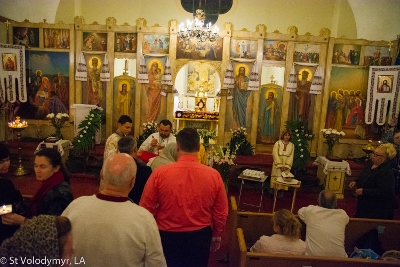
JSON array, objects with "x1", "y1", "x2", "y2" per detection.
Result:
[{"x1": 35, "y1": 139, "x2": 72, "y2": 162}]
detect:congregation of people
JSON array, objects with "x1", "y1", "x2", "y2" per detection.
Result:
[{"x1": 0, "y1": 116, "x2": 399, "y2": 266}]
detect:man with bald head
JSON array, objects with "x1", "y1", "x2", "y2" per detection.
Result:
[
  {"x1": 298, "y1": 190, "x2": 349, "y2": 258},
  {"x1": 62, "y1": 153, "x2": 166, "y2": 266}
]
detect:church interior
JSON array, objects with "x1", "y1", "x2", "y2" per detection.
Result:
[
  {"x1": 1, "y1": 0, "x2": 400, "y2": 265},
  {"x1": 0, "y1": 0, "x2": 399, "y2": 157}
]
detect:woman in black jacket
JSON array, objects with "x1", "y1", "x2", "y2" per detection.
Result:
[
  {"x1": 0, "y1": 143, "x2": 28, "y2": 244},
  {"x1": 349, "y1": 143, "x2": 398, "y2": 219},
  {"x1": 2, "y1": 148, "x2": 73, "y2": 225}
]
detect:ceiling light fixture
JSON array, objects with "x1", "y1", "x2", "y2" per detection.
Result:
[{"x1": 177, "y1": 0, "x2": 219, "y2": 43}]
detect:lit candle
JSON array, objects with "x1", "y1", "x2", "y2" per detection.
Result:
[
  {"x1": 2, "y1": 205, "x2": 6, "y2": 211},
  {"x1": 205, "y1": 92, "x2": 208, "y2": 97}
]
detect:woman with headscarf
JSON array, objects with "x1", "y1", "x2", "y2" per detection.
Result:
[
  {"x1": 2, "y1": 148, "x2": 73, "y2": 225},
  {"x1": 0, "y1": 215, "x2": 74, "y2": 266},
  {"x1": 147, "y1": 142, "x2": 177, "y2": 171}
]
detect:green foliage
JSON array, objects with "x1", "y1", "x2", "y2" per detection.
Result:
[
  {"x1": 136, "y1": 121, "x2": 158, "y2": 148},
  {"x1": 285, "y1": 120, "x2": 315, "y2": 172},
  {"x1": 197, "y1": 129, "x2": 216, "y2": 147},
  {"x1": 227, "y1": 127, "x2": 254, "y2": 156},
  {"x1": 71, "y1": 108, "x2": 104, "y2": 155}
]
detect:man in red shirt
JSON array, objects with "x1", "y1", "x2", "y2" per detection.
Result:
[{"x1": 140, "y1": 127, "x2": 228, "y2": 267}]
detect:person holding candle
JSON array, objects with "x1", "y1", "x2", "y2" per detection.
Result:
[
  {"x1": 0, "y1": 143, "x2": 28, "y2": 244},
  {"x1": 2, "y1": 148, "x2": 73, "y2": 226}
]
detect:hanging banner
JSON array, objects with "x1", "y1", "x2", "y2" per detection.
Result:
[
  {"x1": 138, "y1": 55, "x2": 149, "y2": 84},
  {"x1": 223, "y1": 62, "x2": 234, "y2": 89},
  {"x1": 0, "y1": 43, "x2": 27, "y2": 103},
  {"x1": 100, "y1": 54, "x2": 110, "y2": 82},
  {"x1": 247, "y1": 61, "x2": 260, "y2": 91},
  {"x1": 286, "y1": 64, "x2": 298, "y2": 92},
  {"x1": 365, "y1": 65, "x2": 400, "y2": 126},
  {"x1": 309, "y1": 65, "x2": 324, "y2": 95},
  {"x1": 75, "y1": 52, "x2": 87, "y2": 81},
  {"x1": 161, "y1": 57, "x2": 172, "y2": 86}
]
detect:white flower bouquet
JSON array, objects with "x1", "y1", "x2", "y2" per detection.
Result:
[
  {"x1": 46, "y1": 113, "x2": 69, "y2": 139},
  {"x1": 321, "y1": 128, "x2": 345, "y2": 157}
]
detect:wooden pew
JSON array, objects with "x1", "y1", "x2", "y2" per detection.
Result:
[
  {"x1": 236, "y1": 228, "x2": 400, "y2": 267},
  {"x1": 228, "y1": 196, "x2": 400, "y2": 266}
]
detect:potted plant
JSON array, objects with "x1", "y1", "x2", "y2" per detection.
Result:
[
  {"x1": 71, "y1": 107, "x2": 104, "y2": 155},
  {"x1": 285, "y1": 120, "x2": 315, "y2": 174},
  {"x1": 228, "y1": 127, "x2": 254, "y2": 156}
]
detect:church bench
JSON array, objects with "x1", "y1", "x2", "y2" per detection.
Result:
[
  {"x1": 227, "y1": 196, "x2": 400, "y2": 266},
  {"x1": 236, "y1": 228, "x2": 400, "y2": 267}
]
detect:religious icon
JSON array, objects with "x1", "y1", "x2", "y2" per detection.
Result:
[
  {"x1": 143, "y1": 34, "x2": 169, "y2": 54},
  {"x1": 115, "y1": 33, "x2": 138, "y2": 53},
  {"x1": 263, "y1": 40, "x2": 287, "y2": 61},
  {"x1": 13, "y1": 27, "x2": 39, "y2": 47},
  {"x1": 377, "y1": 75, "x2": 393, "y2": 93},
  {"x1": 83, "y1": 32, "x2": 107, "y2": 51},
  {"x1": 2, "y1": 53, "x2": 17, "y2": 71}
]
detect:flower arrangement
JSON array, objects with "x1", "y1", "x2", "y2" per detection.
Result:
[
  {"x1": 197, "y1": 129, "x2": 216, "y2": 149},
  {"x1": 211, "y1": 145, "x2": 238, "y2": 192},
  {"x1": 228, "y1": 127, "x2": 254, "y2": 155},
  {"x1": 46, "y1": 113, "x2": 69, "y2": 139},
  {"x1": 321, "y1": 128, "x2": 345, "y2": 157},
  {"x1": 72, "y1": 107, "x2": 104, "y2": 155},
  {"x1": 286, "y1": 120, "x2": 315, "y2": 172},
  {"x1": 136, "y1": 121, "x2": 158, "y2": 148}
]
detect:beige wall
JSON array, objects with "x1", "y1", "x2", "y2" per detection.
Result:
[{"x1": 0, "y1": 0, "x2": 399, "y2": 42}]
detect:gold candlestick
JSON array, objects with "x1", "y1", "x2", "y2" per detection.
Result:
[{"x1": 8, "y1": 117, "x2": 31, "y2": 176}]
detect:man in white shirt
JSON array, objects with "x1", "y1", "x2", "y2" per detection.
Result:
[
  {"x1": 103, "y1": 115, "x2": 132, "y2": 162},
  {"x1": 62, "y1": 153, "x2": 166, "y2": 267},
  {"x1": 139, "y1": 119, "x2": 176, "y2": 155},
  {"x1": 298, "y1": 189, "x2": 349, "y2": 258}
]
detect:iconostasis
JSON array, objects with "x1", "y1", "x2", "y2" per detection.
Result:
[{"x1": 4, "y1": 18, "x2": 398, "y2": 156}]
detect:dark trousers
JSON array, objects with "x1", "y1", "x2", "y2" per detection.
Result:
[{"x1": 159, "y1": 226, "x2": 212, "y2": 267}]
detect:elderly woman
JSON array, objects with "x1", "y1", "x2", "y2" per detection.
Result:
[
  {"x1": 349, "y1": 143, "x2": 398, "y2": 219},
  {"x1": 250, "y1": 209, "x2": 306, "y2": 255},
  {"x1": 147, "y1": 142, "x2": 177, "y2": 171},
  {"x1": 0, "y1": 215, "x2": 74, "y2": 265},
  {"x1": 270, "y1": 129, "x2": 294, "y2": 199},
  {"x1": 2, "y1": 148, "x2": 73, "y2": 225}
]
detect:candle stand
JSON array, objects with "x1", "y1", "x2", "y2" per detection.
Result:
[{"x1": 8, "y1": 117, "x2": 31, "y2": 176}]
